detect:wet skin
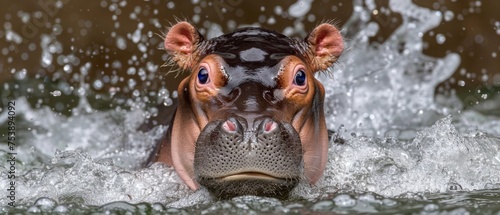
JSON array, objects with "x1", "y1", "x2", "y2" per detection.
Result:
[{"x1": 148, "y1": 22, "x2": 343, "y2": 199}]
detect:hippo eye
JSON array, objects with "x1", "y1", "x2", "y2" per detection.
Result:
[
  {"x1": 293, "y1": 69, "x2": 306, "y2": 86},
  {"x1": 197, "y1": 67, "x2": 210, "y2": 84}
]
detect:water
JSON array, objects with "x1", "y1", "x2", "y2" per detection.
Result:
[{"x1": 1, "y1": 0, "x2": 500, "y2": 214}]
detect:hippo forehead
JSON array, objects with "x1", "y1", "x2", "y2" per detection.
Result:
[
  {"x1": 200, "y1": 27, "x2": 308, "y2": 88},
  {"x1": 202, "y1": 27, "x2": 307, "y2": 70}
]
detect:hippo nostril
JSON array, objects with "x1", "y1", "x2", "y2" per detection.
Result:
[
  {"x1": 222, "y1": 117, "x2": 239, "y2": 133},
  {"x1": 260, "y1": 119, "x2": 278, "y2": 133}
]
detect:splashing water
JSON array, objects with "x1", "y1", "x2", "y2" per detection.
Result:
[
  {"x1": 321, "y1": 0, "x2": 461, "y2": 137},
  {"x1": 1, "y1": 0, "x2": 500, "y2": 214}
]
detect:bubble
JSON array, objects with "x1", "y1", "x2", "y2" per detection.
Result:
[
  {"x1": 447, "y1": 182, "x2": 463, "y2": 191},
  {"x1": 27, "y1": 206, "x2": 41, "y2": 213},
  {"x1": 267, "y1": 16, "x2": 276, "y2": 25},
  {"x1": 53, "y1": 205, "x2": 69, "y2": 213},
  {"x1": 50, "y1": 90, "x2": 62, "y2": 97},
  {"x1": 41, "y1": 51, "x2": 53, "y2": 68},
  {"x1": 474, "y1": 34, "x2": 484, "y2": 44},
  {"x1": 167, "y1": 2, "x2": 175, "y2": 9},
  {"x1": 482, "y1": 74, "x2": 489, "y2": 82},
  {"x1": 128, "y1": 78, "x2": 137, "y2": 88},
  {"x1": 63, "y1": 64, "x2": 72, "y2": 73},
  {"x1": 131, "y1": 26, "x2": 142, "y2": 43},
  {"x1": 311, "y1": 200, "x2": 333, "y2": 211},
  {"x1": 137, "y1": 43, "x2": 147, "y2": 53},
  {"x1": 423, "y1": 203, "x2": 439, "y2": 211},
  {"x1": 14, "y1": 69, "x2": 27, "y2": 80},
  {"x1": 129, "y1": 12, "x2": 137, "y2": 20},
  {"x1": 152, "y1": 203, "x2": 165, "y2": 212},
  {"x1": 436, "y1": 33, "x2": 446, "y2": 44},
  {"x1": 333, "y1": 194, "x2": 356, "y2": 207},
  {"x1": 6, "y1": 29, "x2": 23, "y2": 44},
  {"x1": 192, "y1": 14, "x2": 200, "y2": 23},
  {"x1": 52, "y1": 24, "x2": 63, "y2": 35},
  {"x1": 274, "y1": 6, "x2": 283, "y2": 15},
  {"x1": 93, "y1": 80, "x2": 103, "y2": 90},
  {"x1": 132, "y1": 89, "x2": 140, "y2": 97},
  {"x1": 444, "y1": 10, "x2": 454, "y2": 21},
  {"x1": 382, "y1": 198, "x2": 397, "y2": 206},
  {"x1": 34, "y1": 197, "x2": 57, "y2": 211},
  {"x1": 127, "y1": 67, "x2": 136, "y2": 75}
]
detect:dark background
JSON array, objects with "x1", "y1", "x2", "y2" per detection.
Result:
[{"x1": 0, "y1": 0, "x2": 499, "y2": 110}]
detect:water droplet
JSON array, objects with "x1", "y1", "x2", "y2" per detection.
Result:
[
  {"x1": 444, "y1": 10, "x2": 454, "y2": 21},
  {"x1": 131, "y1": 28, "x2": 141, "y2": 43},
  {"x1": 447, "y1": 182, "x2": 463, "y2": 191},
  {"x1": 14, "y1": 69, "x2": 27, "y2": 80},
  {"x1": 116, "y1": 36, "x2": 127, "y2": 50},
  {"x1": 41, "y1": 51, "x2": 53, "y2": 67},
  {"x1": 63, "y1": 64, "x2": 72, "y2": 73},
  {"x1": 482, "y1": 74, "x2": 489, "y2": 82},
  {"x1": 311, "y1": 200, "x2": 333, "y2": 210},
  {"x1": 132, "y1": 89, "x2": 140, "y2": 97},
  {"x1": 167, "y1": 1, "x2": 175, "y2": 9},
  {"x1": 382, "y1": 198, "x2": 397, "y2": 206},
  {"x1": 288, "y1": 0, "x2": 312, "y2": 18},
  {"x1": 152, "y1": 203, "x2": 165, "y2": 212},
  {"x1": 34, "y1": 197, "x2": 57, "y2": 210},
  {"x1": 128, "y1": 79, "x2": 137, "y2": 89},
  {"x1": 93, "y1": 80, "x2": 103, "y2": 90},
  {"x1": 423, "y1": 203, "x2": 439, "y2": 211},
  {"x1": 458, "y1": 80, "x2": 465, "y2": 86},
  {"x1": 27, "y1": 206, "x2": 41, "y2": 213},
  {"x1": 127, "y1": 67, "x2": 136, "y2": 75},
  {"x1": 53, "y1": 205, "x2": 69, "y2": 213},
  {"x1": 474, "y1": 34, "x2": 484, "y2": 44},
  {"x1": 50, "y1": 90, "x2": 62, "y2": 97},
  {"x1": 436, "y1": 34, "x2": 446, "y2": 44},
  {"x1": 333, "y1": 194, "x2": 356, "y2": 207}
]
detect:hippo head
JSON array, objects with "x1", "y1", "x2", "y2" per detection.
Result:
[{"x1": 156, "y1": 22, "x2": 343, "y2": 199}]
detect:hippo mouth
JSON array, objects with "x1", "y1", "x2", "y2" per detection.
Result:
[
  {"x1": 194, "y1": 117, "x2": 303, "y2": 199},
  {"x1": 198, "y1": 171, "x2": 299, "y2": 199},
  {"x1": 219, "y1": 172, "x2": 284, "y2": 181}
]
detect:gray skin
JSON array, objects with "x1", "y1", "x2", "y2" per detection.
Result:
[{"x1": 190, "y1": 28, "x2": 310, "y2": 199}]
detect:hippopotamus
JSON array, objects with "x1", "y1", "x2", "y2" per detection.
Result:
[{"x1": 148, "y1": 21, "x2": 343, "y2": 199}]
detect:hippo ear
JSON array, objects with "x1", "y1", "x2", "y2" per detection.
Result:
[
  {"x1": 164, "y1": 21, "x2": 204, "y2": 70},
  {"x1": 305, "y1": 23, "x2": 344, "y2": 71}
]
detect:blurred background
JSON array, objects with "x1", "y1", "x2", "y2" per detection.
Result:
[{"x1": 0, "y1": 0, "x2": 499, "y2": 111}]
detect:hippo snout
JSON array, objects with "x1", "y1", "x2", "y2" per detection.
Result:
[{"x1": 194, "y1": 117, "x2": 302, "y2": 199}]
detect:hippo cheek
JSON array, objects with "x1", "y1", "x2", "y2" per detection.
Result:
[
  {"x1": 297, "y1": 107, "x2": 329, "y2": 184},
  {"x1": 193, "y1": 118, "x2": 303, "y2": 199}
]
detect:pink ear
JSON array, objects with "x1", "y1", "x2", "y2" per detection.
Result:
[
  {"x1": 164, "y1": 22, "x2": 202, "y2": 70},
  {"x1": 306, "y1": 23, "x2": 344, "y2": 71}
]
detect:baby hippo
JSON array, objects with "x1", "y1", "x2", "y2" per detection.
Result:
[{"x1": 149, "y1": 21, "x2": 343, "y2": 199}]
